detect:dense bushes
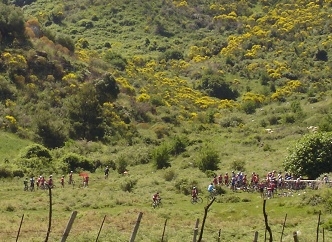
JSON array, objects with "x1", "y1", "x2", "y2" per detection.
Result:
[
  {"x1": 21, "y1": 144, "x2": 52, "y2": 159},
  {"x1": 62, "y1": 153, "x2": 95, "y2": 172},
  {"x1": 104, "y1": 51, "x2": 127, "y2": 71},
  {"x1": 284, "y1": 132, "x2": 332, "y2": 179},
  {"x1": 151, "y1": 143, "x2": 171, "y2": 169},
  {"x1": 0, "y1": 3, "x2": 26, "y2": 44},
  {"x1": 196, "y1": 144, "x2": 219, "y2": 172},
  {"x1": 197, "y1": 73, "x2": 239, "y2": 100}
]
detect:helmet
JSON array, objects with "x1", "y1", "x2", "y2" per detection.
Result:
[
  {"x1": 50, "y1": 175, "x2": 52, "y2": 178},
  {"x1": 70, "y1": 171, "x2": 73, "y2": 173},
  {"x1": 193, "y1": 186, "x2": 196, "y2": 189}
]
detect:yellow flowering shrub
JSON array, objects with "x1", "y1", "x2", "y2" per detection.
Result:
[
  {"x1": 62, "y1": 73, "x2": 78, "y2": 82},
  {"x1": 4, "y1": 115, "x2": 18, "y2": 132},
  {"x1": 136, "y1": 93, "x2": 151, "y2": 102},
  {"x1": 5, "y1": 99, "x2": 16, "y2": 107},
  {"x1": 271, "y1": 80, "x2": 303, "y2": 101},
  {"x1": 2, "y1": 53, "x2": 27, "y2": 70},
  {"x1": 242, "y1": 92, "x2": 266, "y2": 104}
]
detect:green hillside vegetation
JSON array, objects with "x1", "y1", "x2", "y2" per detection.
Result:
[{"x1": 1, "y1": 0, "x2": 332, "y2": 240}]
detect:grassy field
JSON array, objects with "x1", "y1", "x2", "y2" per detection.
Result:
[
  {"x1": 1, "y1": 163, "x2": 332, "y2": 242},
  {"x1": 1, "y1": 0, "x2": 332, "y2": 240}
]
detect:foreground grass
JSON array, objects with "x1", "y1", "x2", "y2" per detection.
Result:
[{"x1": 1, "y1": 166, "x2": 332, "y2": 242}]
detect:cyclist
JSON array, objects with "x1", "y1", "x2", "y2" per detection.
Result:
[
  {"x1": 23, "y1": 178, "x2": 29, "y2": 191},
  {"x1": 83, "y1": 175, "x2": 89, "y2": 187},
  {"x1": 69, "y1": 171, "x2": 73, "y2": 184},
  {"x1": 207, "y1": 182, "x2": 214, "y2": 195},
  {"x1": 104, "y1": 166, "x2": 110, "y2": 179},
  {"x1": 48, "y1": 175, "x2": 53, "y2": 188},
  {"x1": 60, "y1": 175, "x2": 65, "y2": 188},
  {"x1": 224, "y1": 172, "x2": 229, "y2": 186},
  {"x1": 152, "y1": 192, "x2": 160, "y2": 204},
  {"x1": 323, "y1": 174, "x2": 329, "y2": 184},
  {"x1": 191, "y1": 186, "x2": 198, "y2": 201},
  {"x1": 30, "y1": 177, "x2": 35, "y2": 191}
]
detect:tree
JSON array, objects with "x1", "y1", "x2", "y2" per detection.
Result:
[
  {"x1": 283, "y1": 132, "x2": 332, "y2": 179},
  {"x1": 197, "y1": 144, "x2": 219, "y2": 172},
  {"x1": 94, "y1": 73, "x2": 120, "y2": 104},
  {"x1": 66, "y1": 83, "x2": 105, "y2": 141},
  {"x1": 0, "y1": 3, "x2": 26, "y2": 44},
  {"x1": 152, "y1": 143, "x2": 171, "y2": 169},
  {"x1": 197, "y1": 74, "x2": 239, "y2": 100}
]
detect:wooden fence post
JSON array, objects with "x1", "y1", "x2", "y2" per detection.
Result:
[
  {"x1": 129, "y1": 212, "x2": 143, "y2": 242},
  {"x1": 263, "y1": 199, "x2": 273, "y2": 242},
  {"x1": 45, "y1": 184, "x2": 52, "y2": 242},
  {"x1": 161, "y1": 219, "x2": 167, "y2": 242},
  {"x1": 323, "y1": 228, "x2": 325, "y2": 242},
  {"x1": 197, "y1": 197, "x2": 215, "y2": 242},
  {"x1": 95, "y1": 215, "x2": 106, "y2": 242},
  {"x1": 61, "y1": 211, "x2": 78, "y2": 242},
  {"x1": 280, "y1": 213, "x2": 287, "y2": 242},
  {"x1": 293, "y1": 231, "x2": 299, "y2": 242},
  {"x1": 253, "y1": 231, "x2": 258, "y2": 242},
  {"x1": 316, "y1": 210, "x2": 321, "y2": 242},
  {"x1": 16, "y1": 214, "x2": 24, "y2": 242},
  {"x1": 192, "y1": 218, "x2": 199, "y2": 242}
]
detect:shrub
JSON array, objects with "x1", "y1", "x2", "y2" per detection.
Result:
[
  {"x1": 12, "y1": 169, "x2": 24, "y2": 178},
  {"x1": 104, "y1": 51, "x2": 127, "y2": 71},
  {"x1": 0, "y1": 167, "x2": 13, "y2": 178},
  {"x1": 56, "y1": 34, "x2": 75, "y2": 52},
  {"x1": 5, "y1": 205, "x2": 15, "y2": 212},
  {"x1": 284, "y1": 132, "x2": 332, "y2": 179},
  {"x1": 268, "y1": 115, "x2": 280, "y2": 125},
  {"x1": 0, "y1": 3, "x2": 26, "y2": 44},
  {"x1": 151, "y1": 143, "x2": 171, "y2": 169},
  {"x1": 62, "y1": 153, "x2": 95, "y2": 172},
  {"x1": 215, "y1": 186, "x2": 226, "y2": 195},
  {"x1": 169, "y1": 135, "x2": 188, "y2": 156},
  {"x1": 174, "y1": 178, "x2": 190, "y2": 195},
  {"x1": 163, "y1": 168, "x2": 176, "y2": 181},
  {"x1": 116, "y1": 155, "x2": 128, "y2": 174},
  {"x1": 263, "y1": 144, "x2": 273, "y2": 152},
  {"x1": 153, "y1": 124, "x2": 169, "y2": 139},
  {"x1": 163, "y1": 50, "x2": 183, "y2": 61},
  {"x1": 283, "y1": 114, "x2": 296, "y2": 124},
  {"x1": 35, "y1": 115, "x2": 67, "y2": 148},
  {"x1": 120, "y1": 178, "x2": 137, "y2": 192},
  {"x1": 230, "y1": 160, "x2": 246, "y2": 172},
  {"x1": 197, "y1": 74, "x2": 239, "y2": 100},
  {"x1": 220, "y1": 116, "x2": 244, "y2": 128},
  {"x1": 223, "y1": 195, "x2": 241, "y2": 203},
  {"x1": 0, "y1": 76, "x2": 16, "y2": 101},
  {"x1": 21, "y1": 144, "x2": 52, "y2": 159},
  {"x1": 241, "y1": 100, "x2": 256, "y2": 114},
  {"x1": 197, "y1": 144, "x2": 219, "y2": 172},
  {"x1": 94, "y1": 73, "x2": 120, "y2": 103}
]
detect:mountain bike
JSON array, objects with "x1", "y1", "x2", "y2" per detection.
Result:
[
  {"x1": 191, "y1": 196, "x2": 203, "y2": 204},
  {"x1": 68, "y1": 179, "x2": 75, "y2": 188},
  {"x1": 208, "y1": 189, "x2": 218, "y2": 201},
  {"x1": 152, "y1": 198, "x2": 162, "y2": 208}
]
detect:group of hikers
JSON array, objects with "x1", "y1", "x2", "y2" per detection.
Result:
[
  {"x1": 188, "y1": 170, "x2": 310, "y2": 201},
  {"x1": 23, "y1": 171, "x2": 89, "y2": 191}
]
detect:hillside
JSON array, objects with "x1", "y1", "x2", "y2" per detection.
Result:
[
  {"x1": 0, "y1": 0, "x2": 331, "y2": 176},
  {"x1": 1, "y1": 0, "x2": 332, "y2": 241}
]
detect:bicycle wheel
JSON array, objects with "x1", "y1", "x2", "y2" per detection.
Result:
[{"x1": 196, "y1": 197, "x2": 203, "y2": 203}]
